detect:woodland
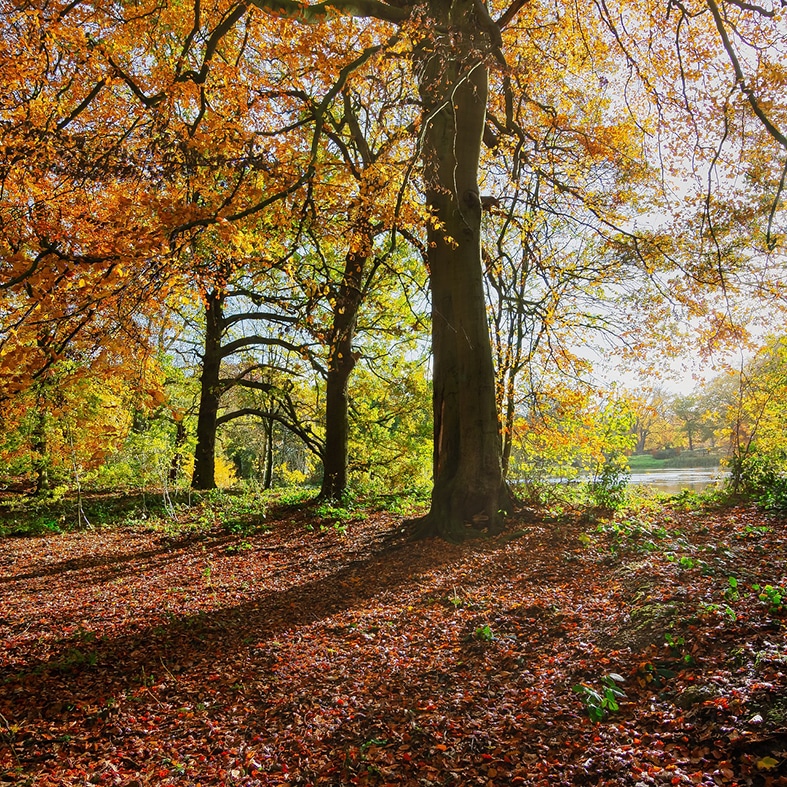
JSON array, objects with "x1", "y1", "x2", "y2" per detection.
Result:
[{"x1": 2, "y1": 0, "x2": 787, "y2": 782}]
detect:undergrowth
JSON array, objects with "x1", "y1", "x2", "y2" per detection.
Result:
[{"x1": 0, "y1": 484, "x2": 434, "y2": 538}]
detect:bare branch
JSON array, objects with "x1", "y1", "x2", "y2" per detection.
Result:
[
  {"x1": 219, "y1": 334, "x2": 307, "y2": 358},
  {"x1": 222, "y1": 310, "x2": 300, "y2": 329},
  {"x1": 177, "y1": 2, "x2": 250, "y2": 84}
]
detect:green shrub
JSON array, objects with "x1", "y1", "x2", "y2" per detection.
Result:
[
  {"x1": 730, "y1": 451, "x2": 787, "y2": 513},
  {"x1": 589, "y1": 456, "x2": 630, "y2": 511}
]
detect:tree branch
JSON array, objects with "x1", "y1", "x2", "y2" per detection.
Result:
[
  {"x1": 177, "y1": 2, "x2": 250, "y2": 84},
  {"x1": 104, "y1": 54, "x2": 165, "y2": 108},
  {"x1": 57, "y1": 80, "x2": 106, "y2": 130},
  {"x1": 723, "y1": 0, "x2": 778, "y2": 17},
  {"x1": 494, "y1": 0, "x2": 529, "y2": 30},
  {"x1": 222, "y1": 310, "x2": 300, "y2": 329},
  {"x1": 220, "y1": 378, "x2": 276, "y2": 392},
  {"x1": 705, "y1": 0, "x2": 787, "y2": 150},
  {"x1": 247, "y1": 0, "x2": 410, "y2": 23},
  {"x1": 217, "y1": 407, "x2": 325, "y2": 458},
  {"x1": 219, "y1": 335, "x2": 307, "y2": 358}
]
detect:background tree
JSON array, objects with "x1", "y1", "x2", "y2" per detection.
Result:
[
  {"x1": 506, "y1": 381, "x2": 635, "y2": 491},
  {"x1": 189, "y1": 284, "x2": 316, "y2": 490},
  {"x1": 671, "y1": 395, "x2": 708, "y2": 452},
  {"x1": 629, "y1": 389, "x2": 672, "y2": 455},
  {"x1": 0, "y1": 349, "x2": 165, "y2": 494},
  {"x1": 721, "y1": 337, "x2": 787, "y2": 496}
]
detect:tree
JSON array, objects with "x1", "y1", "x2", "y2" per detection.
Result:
[
  {"x1": 411, "y1": 0, "x2": 511, "y2": 536},
  {"x1": 0, "y1": 351, "x2": 164, "y2": 494},
  {"x1": 0, "y1": 0, "x2": 316, "y2": 399},
  {"x1": 721, "y1": 337, "x2": 787, "y2": 494},
  {"x1": 190, "y1": 0, "x2": 510, "y2": 537},
  {"x1": 670, "y1": 394, "x2": 718, "y2": 452},
  {"x1": 189, "y1": 283, "x2": 322, "y2": 490},
  {"x1": 505, "y1": 380, "x2": 635, "y2": 492},
  {"x1": 298, "y1": 77, "x2": 421, "y2": 500},
  {"x1": 629, "y1": 389, "x2": 671, "y2": 455}
]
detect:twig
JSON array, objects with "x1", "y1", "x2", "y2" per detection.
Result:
[{"x1": 0, "y1": 711, "x2": 22, "y2": 767}]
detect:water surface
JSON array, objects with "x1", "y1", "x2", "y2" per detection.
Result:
[{"x1": 628, "y1": 467, "x2": 728, "y2": 495}]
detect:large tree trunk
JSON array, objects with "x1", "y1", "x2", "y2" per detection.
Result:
[
  {"x1": 191, "y1": 290, "x2": 223, "y2": 490},
  {"x1": 415, "y1": 5, "x2": 510, "y2": 540},
  {"x1": 321, "y1": 358, "x2": 354, "y2": 499},
  {"x1": 320, "y1": 242, "x2": 368, "y2": 500}
]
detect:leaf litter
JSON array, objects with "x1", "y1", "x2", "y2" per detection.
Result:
[{"x1": 1, "y1": 501, "x2": 786, "y2": 786}]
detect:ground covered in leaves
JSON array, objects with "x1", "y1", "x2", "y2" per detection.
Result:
[{"x1": 1, "y1": 493, "x2": 787, "y2": 786}]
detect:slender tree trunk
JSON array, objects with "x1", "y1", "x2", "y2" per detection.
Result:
[
  {"x1": 168, "y1": 416, "x2": 187, "y2": 484},
  {"x1": 263, "y1": 417, "x2": 274, "y2": 489},
  {"x1": 501, "y1": 371, "x2": 517, "y2": 478},
  {"x1": 415, "y1": 5, "x2": 510, "y2": 539},
  {"x1": 31, "y1": 339, "x2": 51, "y2": 495},
  {"x1": 635, "y1": 425, "x2": 648, "y2": 454},
  {"x1": 192, "y1": 290, "x2": 224, "y2": 490},
  {"x1": 320, "y1": 237, "x2": 369, "y2": 500},
  {"x1": 32, "y1": 404, "x2": 49, "y2": 495}
]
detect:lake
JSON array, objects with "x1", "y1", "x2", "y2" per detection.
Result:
[{"x1": 628, "y1": 467, "x2": 729, "y2": 495}]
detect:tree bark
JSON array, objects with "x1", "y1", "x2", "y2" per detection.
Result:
[
  {"x1": 191, "y1": 290, "x2": 224, "y2": 490},
  {"x1": 635, "y1": 423, "x2": 649, "y2": 454},
  {"x1": 414, "y1": 3, "x2": 510, "y2": 539},
  {"x1": 319, "y1": 242, "x2": 367, "y2": 500}
]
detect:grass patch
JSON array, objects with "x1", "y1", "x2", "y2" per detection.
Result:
[
  {"x1": 628, "y1": 455, "x2": 668, "y2": 471},
  {"x1": 629, "y1": 452, "x2": 723, "y2": 471}
]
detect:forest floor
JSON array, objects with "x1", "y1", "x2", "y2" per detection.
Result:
[{"x1": 1, "y1": 492, "x2": 787, "y2": 786}]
